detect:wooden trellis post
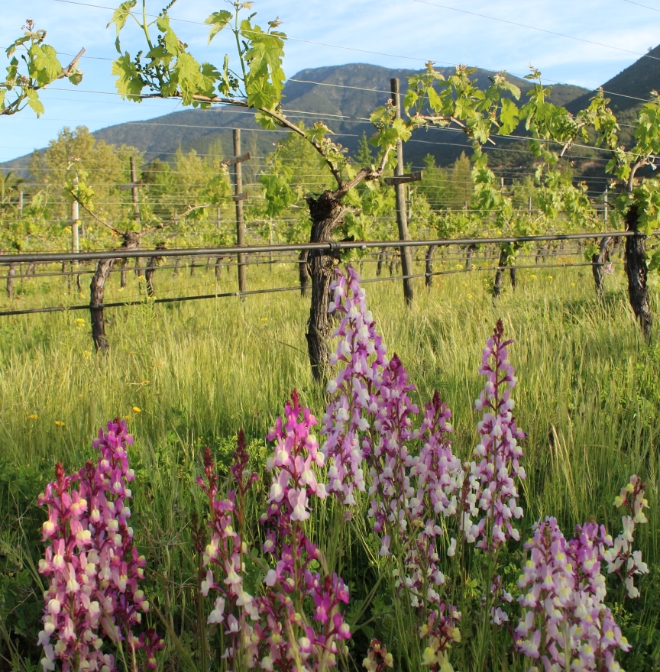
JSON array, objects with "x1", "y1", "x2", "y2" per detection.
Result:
[
  {"x1": 229, "y1": 129, "x2": 251, "y2": 298},
  {"x1": 385, "y1": 78, "x2": 422, "y2": 307}
]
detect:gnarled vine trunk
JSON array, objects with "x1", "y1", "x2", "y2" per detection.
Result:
[
  {"x1": 90, "y1": 231, "x2": 139, "y2": 352},
  {"x1": 493, "y1": 247, "x2": 508, "y2": 299},
  {"x1": 145, "y1": 243, "x2": 166, "y2": 297},
  {"x1": 7, "y1": 262, "x2": 17, "y2": 299},
  {"x1": 305, "y1": 191, "x2": 345, "y2": 381},
  {"x1": 425, "y1": 245, "x2": 437, "y2": 288},
  {"x1": 591, "y1": 236, "x2": 611, "y2": 296},
  {"x1": 120, "y1": 258, "x2": 129, "y2": 288},
  {"x1": 376, "y1": 248, "x2": 386, "y2": 276},
  {"x1": 465, "y1": 244, "x2": 476, "y2": 270},
  {"x1": 215, "y1": 256, "x2": 223, "y2": 279},
  {"x1": 625, "y1": 206, "x2": 652, "y2": 340}
]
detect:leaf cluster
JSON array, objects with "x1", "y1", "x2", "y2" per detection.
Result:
[{"x1": 1, "y1": 21, "x2": 83, "y2": 117}]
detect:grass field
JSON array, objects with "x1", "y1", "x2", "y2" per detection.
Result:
[{"x1": 1, "y1": 254, "x2": 659, "y2": 671}]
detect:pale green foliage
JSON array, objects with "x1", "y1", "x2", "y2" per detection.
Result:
[
  {"x1": 29, "y1": 126, "x2": 137, "y2": 232},
  {"x1": 1, "y1": 21, "x2": 83, "y2": 117}
]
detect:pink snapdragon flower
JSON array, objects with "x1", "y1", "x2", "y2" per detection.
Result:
[
  {"x1": 254, "y1": 390, "x2": 350, "y2": 671},
  {"x1": 324, "y1": 268, "x2": 465, "y2": 666},
  {"x1": 602, "y1": 475, "x2": 649, "y2": 598},
  {"x1": 464, "y1": 320, "x2": 526, "y2": 550},
  {"x1": 198, "y1": 394, "x2": 350, "y2": 671},
  {"x1": 515, "y1": 517, "x2": 630, "y2": 671},
  {"x1": 38, "y1": 420, "x2": 159, "y2": 672},
  {"x1": 196, "y1": 430, "x2": 260, "y2": 666}
]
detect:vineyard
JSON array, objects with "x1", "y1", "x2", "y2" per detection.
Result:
[{"x1": 2, "y1": 2, "x2": 660, "y2": 672}]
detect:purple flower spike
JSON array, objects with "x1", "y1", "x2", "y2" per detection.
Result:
[
  {"x1": 37, "y1": 420, "x2": 159, "y2": 672},
  {"x1": 515, "y1": 517, "x2": 631, "y2": 670},
  {"x1": 463, "y1": 320, "x2": 526, "y2": 550}
]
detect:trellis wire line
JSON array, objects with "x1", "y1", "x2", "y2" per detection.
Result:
[
  {"x1": 0, "y1": 248, "x2": 589, "y2": 281},
  {"x1": 361, "y1": 261, "x2": 613, "y2": 286},
  {"x1": 0, "y1": 284, "x2": 303, "y2": 316},
  {"x1": 0, "y1": 255, "x2": 304, "y2": 280},
  {"x1": 0, "y1": 230, "x2": 643, "y2": 265},
  {"x1": 0, "y1": 260, "x2": 611, "y2": 318},
  {"x1": 411, "y1": 0, "x2": 660, "y2": 62}
]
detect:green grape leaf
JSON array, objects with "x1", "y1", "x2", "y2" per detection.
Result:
[
  {"x1": 25, "y1": 88, "x2": 44, "y2": 117},
  {"x1": 498, "y1": 98, "x2": 519, "y2": 135},
  {"x1": 29, "y1": 44, "x2": 62, "y2": 86},
  {"x1": 68, "y1": 70, "x2": 83, "y2": 86},
  {"x1": 174, "y1": 52, "x2": 203, "y2": 105},
  {"x1": 112, "y1": 53, "x2": 145, "y2": 100},
  {"x1": 206, "y1": 10, "x2": 233, "y2": 44},
  {"x1": 157, "y1": 14, "x2": 181, "y2": 56},
  {"x1": 255, "y1": 110, "x2": 278, "y2": 130},
  {"x1": 107, "y1": 0, "x2": 137, "y2": 51}
]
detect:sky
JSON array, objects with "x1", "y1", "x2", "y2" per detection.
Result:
[{"x1": 2, "y1": 0, "x2": 660, "y2": 163}]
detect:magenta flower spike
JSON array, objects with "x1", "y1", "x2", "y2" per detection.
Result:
[
  {"x1": 198, "y1": 395, "x2": 350, "y2": 671},
  {"x1": 196, "y1": 431, "x2": 260, "y2": 668},
  {"x1": 253, "y1": 390, "x2": 350, "y2": 671},
  {"x1": 37, "y1": 419, "x2": 159, "y2": 672}
]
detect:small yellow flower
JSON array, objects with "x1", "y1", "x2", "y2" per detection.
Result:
[
  {"x1": 75, "y1": 318, "x2": 86, "y2": 328},
  {"x1": 530, "y1": 274, "x2": 537, "y2": 280},
  {"x1": 570, "y1": 282, "x2": 576, "y2": 287},
  {"x1": 29, "y1": 413, "x2": 39, "y2": 420},
  {"x1": 54, "y1": 421, "x2": 65, "y2": 427},
  {"x1": 547, "y1": 275, "x2": 554, "y2": 281},
  {"x1": 260, "y1": 317, "x2": 269, "y2": 322},
  {"x1": 466, "y1": 293, "x2": 473, "y2": 300},
  {"x1": 83, "y1": 350, "x2": 91, "y2": 359},
  {"x1": 132, "y1": 406, "x2": 141, "y2": 414}
]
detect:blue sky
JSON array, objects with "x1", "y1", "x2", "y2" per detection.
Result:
[{"x1": 2, "y1": 0, "x2": 660, "y2": 163}]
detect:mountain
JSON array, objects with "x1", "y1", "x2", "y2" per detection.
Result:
[
  {"x1": 567, "y1": 43, "x2": 660, "y2": 116},
  {"x1": 0, "y1": 62, "x2": 588, "y2": 174}
]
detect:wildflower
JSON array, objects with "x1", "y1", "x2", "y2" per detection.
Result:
[
  {"x1": 602, "y1": 475, "x2": 649, "y2": 598},
  {"x1": 37, "y1": 420, "x2": 159, "y2": 671},
  {"x1": 515, "y1": 515, "x2": 630, "y2": 670},
  {"x1": 465, "y1": 320, "x2": 525, "y2": 551},
  {"x1": 29, "y1": 413, "x2": 39, "y2": 420},
  {"x1": 54, "y1": 421, "x2": 65, "y2": 428},
  {"x1": 363, "y1": 639, "x2": 394, "y2": 672},
  {"x1": 132, "y1": 406, "x2": 141, "y2": 414},
  {"x1": 323, "y1": 268, "x2": 462, "y2": 660}
]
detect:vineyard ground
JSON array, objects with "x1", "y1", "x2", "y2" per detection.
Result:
[{"x1": 1, "y1": 258, "x2": 659, "y2": 668}]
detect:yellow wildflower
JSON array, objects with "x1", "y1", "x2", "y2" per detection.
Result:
[
  {"x1": 54, "y1": 421, "x2": 65, "y2": 427},
  {"x1": 132, "y1": 406, "x2": 141, "y2": 414},
  {"x1": 29, "y1": 413, "x2": 39, "y2": 420}
]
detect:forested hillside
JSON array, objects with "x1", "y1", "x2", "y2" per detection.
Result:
[{"x1": 0, "y1": 63, "x2": 588, "y2": 173}]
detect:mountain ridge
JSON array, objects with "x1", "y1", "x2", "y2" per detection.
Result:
[{"x1": 0, "y1": 62, "x2": 589, "y2": 174}]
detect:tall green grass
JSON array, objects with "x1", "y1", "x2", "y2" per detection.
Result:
[{"x1": 1, "y1": 257, "x2": 659, "y2": 670}]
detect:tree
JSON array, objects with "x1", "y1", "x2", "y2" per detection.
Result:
[
  {"x1": 0, "y1": 171, "x2": 25, "y2": 207},
  {"x1": 28, "y1": 126, "x2": 143, "y2": 254},
  {"x1": 109, "y1": 1, "x2": 520, "y2": 379},
  {"x1": 1, "y1": 21, "x2": 84, "y2": 117}
]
